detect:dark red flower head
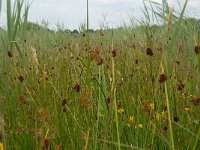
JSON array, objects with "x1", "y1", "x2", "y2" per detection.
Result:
[
  {"x1": 146, "y1": 48, "x2": 153, "y2": 56},
  {"x1": 18, "y1": 76, "x2": 25, "y2": 83},
  {"x1": 194, "y1": 45, "x2": 200, "y2": 54},
  {"x1": 159, "y1": 74, "x2": 167, "y2": 83},
  {"x1": 74, "y1": 83, "x2": 81, "y2": 92},
  {"x1": 177, "y1": 80, "x2": 185, "y2": 91},
  {"x1": 112, "y1": 49, "x2": 117, "y2": 57},
  {"x1": 8, "y1": 51, "x2": 13, "y2": 57},
  {"x1": 173, "y1": 116, "x2": 179, "y2": 122},
  {"x1": 42, "y1": 138, "x2": 50, "y2": 150},
  {"x1": 191, "y1": 97, "x2": 200, "y2": 105},
  {"x1": 62, "y1": 98, "x2": 67, "y2": 106}
]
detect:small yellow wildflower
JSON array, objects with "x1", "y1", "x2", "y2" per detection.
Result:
[
  {"x1": 117, "y1": 108, "x2": 125, "y2": 113},
  {"x1": 161, "y1": 111, "x2": 165, "y2": 117},
  {"x1": 185, "y1": 107, "x2": 190, "y2": 112},
  {"x1": 0, "y1": 142, "x2": 4, "y2": 150},
  {"x1": 138, "y1": 124, "x2": 143, "y2": 129},
  {"x1": 150, "y1": 103, "x2": 154, "y2": 110},
  {"x1": 155, "y1": 113, "x2": 160, "y2": 121},
  {"x1": 99, "y1": 111, "x2": 104, "y2": 118},
  {"x1": 129, "y1": 116, "x2": 134, "y2": 123},
  {"x1": 127, "y1": 124, "x2": 131, "y2": 128}
]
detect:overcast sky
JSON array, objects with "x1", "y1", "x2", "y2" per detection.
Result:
[{"x1": 0, "y1": 0, "x2": 200, "y2": 30}]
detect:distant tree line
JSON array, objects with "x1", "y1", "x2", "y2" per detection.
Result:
[{"x1": 1, "y1": 18, "x2": 199, "y2": 35}]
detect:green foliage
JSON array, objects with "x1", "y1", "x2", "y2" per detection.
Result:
[{"x1": 0, "y1": 0, "x2": 200, "y2": 150}]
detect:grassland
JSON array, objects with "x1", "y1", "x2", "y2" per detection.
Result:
[{"x1": 0, "y1": 0, "x2": 200, "y2": 149}]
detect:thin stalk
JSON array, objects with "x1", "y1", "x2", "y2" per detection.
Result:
[
  {"x1": 7, "y1": 0, "x2": 12, "y2": 48},
  {"x1": 84, "y1": 128, "x2": 90, "y2": 150},
  {"x1": 193, "y1": 126, "x2": 200, "y2": 150},
  {"x1": 111, "y1": 31, "x2": 121, "y2": 150},
  {"x1": 86, "y1": 0, "x2": 91, "y2": 87},
  {"x1": 94, "y1": 67, "x2": 101, "y2": 150},
  {"x1": 164, "y1": 82, "x2": 175, "y2": 150}
]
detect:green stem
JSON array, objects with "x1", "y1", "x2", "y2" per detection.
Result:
[
  {"x1": 193, "y1": 126, "x2": 200, "y2": 150},
  {"x1": 164, "y1": 83, "x2": 175, "y2": 150},
  {"x1": 111, "y1": 32, "x2": 121, "y2": 150}
]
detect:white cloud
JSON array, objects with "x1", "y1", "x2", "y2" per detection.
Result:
[{"x1": 0, "y1": 0, "x2": 199, "y2": 30}]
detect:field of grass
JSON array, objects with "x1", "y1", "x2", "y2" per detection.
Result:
[{"x1": 0, "y1": 0, "x2": 200, "y2": 149}]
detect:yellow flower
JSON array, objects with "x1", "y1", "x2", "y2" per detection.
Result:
[
  {"x1": 185, "y1": 107, "x2": 190, "y2": 112},
  {"x1": 129, "y1": 116, "x2": 134, "y2": 123},
  {"x1": 127, "y1": 124, "x2": 131, "y2": 128},
  {"x1": 155, "y1": 113, "x2": 160, "y2": 121},
  {"x1": 0, "y1": 142, "x2": 4, "y2": 150},
  {"x1": 117, "y1": 108, "x2": 125, "y2": 113},
  {"x1": 99, "y1": 111, "x2": 104, "y2": 118},
  {"x1": 138, "y1": 124, "x2": 143, "y2": 129},
  {"x1": 161, "y1": 111, "x2": 165, "y2": 117},
  {"x1": 150, "y1": 103, "x2": 154, "y2": 110}
]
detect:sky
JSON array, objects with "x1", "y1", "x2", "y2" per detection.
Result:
[{"x1": 0, "y1": 0, "x2": 200, "y2": 30}]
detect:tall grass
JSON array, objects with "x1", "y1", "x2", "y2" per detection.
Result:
[{"x1": 0, "y1": 0, "x2": 199, "y2": 149}]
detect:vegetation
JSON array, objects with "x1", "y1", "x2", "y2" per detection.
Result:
[{"x1": 0, "y1": 0, "x2": 200, "y2": 149}]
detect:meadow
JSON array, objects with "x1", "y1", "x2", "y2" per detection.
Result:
[{"x1": 0, "y1": 0, "x2": 200, "y2": 149}]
